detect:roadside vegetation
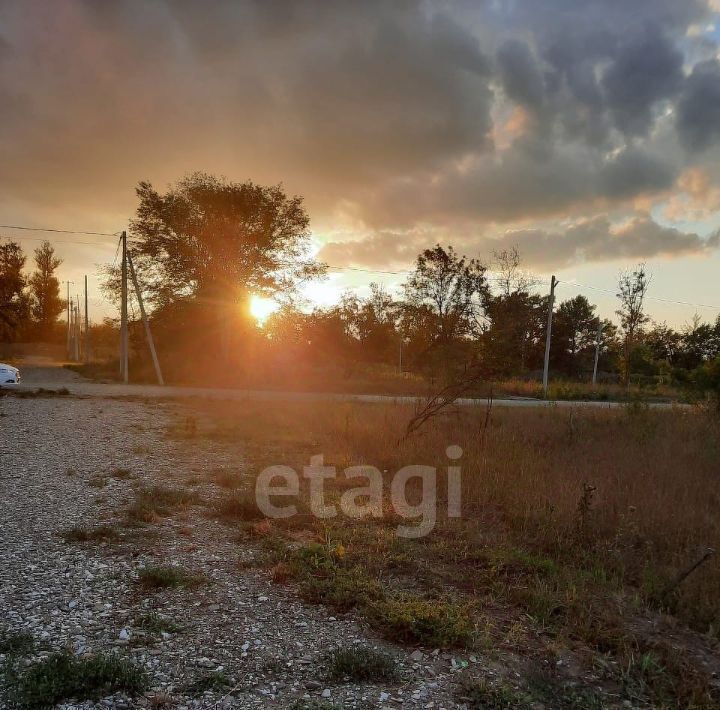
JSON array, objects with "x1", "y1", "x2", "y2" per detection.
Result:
[
  {"x1": 2, "y1": 650, "x2": 146, "y2": 709},
  {"x1": 173, "y1": 397, "x2": 720, "y2": 708}
]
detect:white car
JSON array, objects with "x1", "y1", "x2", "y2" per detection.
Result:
[{"x1": 0, "y1": 363, "x2": 21, "y2": 384}]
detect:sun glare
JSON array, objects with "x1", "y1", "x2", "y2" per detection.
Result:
[{"x1": 250, "y1": 295, "x2": 280, "y2": 323}]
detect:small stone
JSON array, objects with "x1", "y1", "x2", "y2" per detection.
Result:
[
  {"x1": 321, "y1": 689, "x2": 331, "y2": 698},
  {"x1": 410, "y1": 650, "x2": 424, "y2": 662}
]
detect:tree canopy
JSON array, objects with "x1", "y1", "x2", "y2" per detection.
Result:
[{"x1": 129, "y1": 173, "x2": 325, "y2": 309}]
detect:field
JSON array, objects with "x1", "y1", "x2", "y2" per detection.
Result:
[
  {"x1": 1, "y1": 387, "x2": 719, "y2": 708},
  {"x1": 172, "y1": 396, "x2": 720, "y2": 707}
]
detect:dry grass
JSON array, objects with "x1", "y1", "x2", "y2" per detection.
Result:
[{"x1": 174, "y1": 397, "x2": 720, "y2": 706}]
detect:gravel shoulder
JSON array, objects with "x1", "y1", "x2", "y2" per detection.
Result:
[{"x1": 0, "y1": 393, "x2": 479, "y2": 709}]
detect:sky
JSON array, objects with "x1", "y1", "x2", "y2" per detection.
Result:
[{"x1": 1, "y1": 0, "x2": 720, "y2": 328}]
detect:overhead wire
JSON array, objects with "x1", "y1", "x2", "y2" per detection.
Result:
[{"x1": 2, "y1": 220, "x2": 718, "y2": 312}]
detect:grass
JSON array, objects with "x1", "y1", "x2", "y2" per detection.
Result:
[
  {"x1": 134, "y1": 613, "x2": 182, "y2": 634},
  {"x1": 173, "y1": 397, "x2": 720, "y2": 706},
  {"x1": 325, "y1": 646, "x2": 397, "y2": 682},
  {"x1": 367, "y1": 595, "x2": 476, "y2": 647},
  {"x1": 0, "y1": 387, "x2": 70, "y2": 399},
  {"x1": 4, "y1": 651, "x2": 147, "y2": 709},
  {"x1": 0, "y1": 632, "x2": 34, "y2": 657},
  {"x1": 126, "y1": 485, "x2": 200, "y2": 523},
  {"x1": 184, "y1": 670, "x2": 231, "y2": 694},
  {"x1": 457, "y1": 677, "x2": 532, "y2": 709},
  {"x1": 290, "y1": 701, "x2": 339, "y2": 710},
  {"x1": 61, "y1": 524, "x2": 119, "y2": 543},
  {"x1": 111, "y1": 467, "x2": 133, "y2": 479},
  {"x1": 211, "y1": 489, "x2": 266, "y2": 522},
  {"x1": 457, "y1": 673, "x2": 606, "y2": 710},
  {"x1": 136, "y1": 565, "x2": 203, "y2": 590}
]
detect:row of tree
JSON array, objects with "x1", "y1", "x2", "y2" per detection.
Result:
[
  {"x1": 109, "y1": 173, "x2": 717, "y2": 389},
  {"x1": 259, "y1": 252, "x2": 719, "y2": 386},
  {"x1": 2, "y1": 174, "x2": 718, "y2": 396},
  {"x1": 0, "y1": 240, "x2": 65, "y2": 343}
]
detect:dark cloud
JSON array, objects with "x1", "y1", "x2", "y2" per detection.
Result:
[
  {"x1": 497, "y1": 39, "x2": 546, "y2": 114},
  {"x1": 677, "y1": 59, "x2": 720, "y2": 152},
  {"x1": 320, "y1": 217, "x2": 719, "y2": 271},
  {"x1": 601, "y1": 26, "x2": 685, "y2": 137},
  {"x1": 0, "y1": 0, "x2": 718, "y2": 274},
  {"x1": 497, "y1": 217, "x2": 719, "y2": 269}
]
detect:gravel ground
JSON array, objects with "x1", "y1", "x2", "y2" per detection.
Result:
[{"x1": 0, "y1": 392, "x2": 482, "y2": 709}]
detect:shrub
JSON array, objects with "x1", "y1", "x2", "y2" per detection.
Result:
[
  {"x1": 184, "y1": 670, "x2": 231, "y2": 694},
  {"x1": 5, "y1": 652, "x2": 146, "y2": 708},
  {"x1": 61, "y1": 525, "x2": 119, "y2": 543},
  {"x1": 325, "y1": 646, "x2": 397, "y2": 682},
  {"x1": 211, "y1": 490, "x2": 265, "y2": 522},
  {"x1": 368, "y1": 595, "x2": 475, "y2": 648},
  {"x1": 0, "y1": 631, "x2": 34, "y2": 656},
  {"x1": 136, "y1": 565, "x2": 202, "y2": 590},
  {"x1": 134, "y1": 613, "x2": 181, "y2": 634},
  {"x1": 127, "y1": 486, "x2": 199, "y2": 523}
]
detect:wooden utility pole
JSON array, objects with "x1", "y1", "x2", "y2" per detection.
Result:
[
  {"x1": 592, "y1": 319, "x2": 602, "y2": 386},
  {"x1": 542, "y1": 275, "x2": 557, "y2": 398},
  {"x1": 127, "y1": 252, "x2": 164, "y2": 386},
  {"x1": 120, "y1": 231, "x2": 129, "y2": 383},
  {"x1": 66, "y1": 281, "x2": 72, "y2": 359},
  {"x1": 74, "y1": 299, "x2": 81, "y2": 361},
  {"x1": 84, "y1": 275, "x2": 90, "y2": 364}
]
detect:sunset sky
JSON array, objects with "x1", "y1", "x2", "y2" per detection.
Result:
[{"x1": 2, "y1": 0, "x2": 720, "y2": 327}]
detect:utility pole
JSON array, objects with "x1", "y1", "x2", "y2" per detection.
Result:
[
  {"x1": 120, "y1": 231, "x2": 129, "y2": 383},
  {"x1": 74, "y1": 299, "x2": 81, "y2": 361},
  {"x1": 84, "y1": 275, "x2": 90, "y2": 364},
  {"x1": 542, "y1": 275, "x2": 557, "y2": 398},
  {"x1": 127, "y1": 252, "x2": 164, "y2": 386},
  {"x1": 69, "y1": 297, "x2": 75, "y2": 362},
  {"x1": 66, "y1": 281, "x2": 72, "y2": 359},
  {"x1": 592, "y1": 319, "x2": 603, "y2": 386},
  {"x1": 75, "y1": 299, "x2": 81, "y2": 361}
]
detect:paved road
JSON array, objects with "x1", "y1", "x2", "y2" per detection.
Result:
[{"x1": 5, "y1": 364, "x2": 687, "y2": 409}]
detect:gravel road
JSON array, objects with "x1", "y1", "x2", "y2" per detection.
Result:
[{"x1": 0, "y1": 389, "x2": 479, "y2": 709}]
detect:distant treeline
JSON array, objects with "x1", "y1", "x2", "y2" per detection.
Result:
[{"x1": 3, "y1": 173, "x2": 719, "y2": 399}]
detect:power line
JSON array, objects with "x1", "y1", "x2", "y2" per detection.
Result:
[
  {"x1": 0, "y1": 233, "x2": 120, "y2": 248},
  {"x1": 2, "y1": 219, "x2": 716, "y2": 313},
  {"x1": 0, "y1": 223, "x2": 119, "y2": 237},
  {"x1": 563, "y1": 279, "x2": 720, "y2": 311}
]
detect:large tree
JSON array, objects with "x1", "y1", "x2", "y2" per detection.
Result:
[
  {"x1": 28, "y1": 241, "x2": 64, "y2": 339},
  {"x1": 552, "y1": 295, "x2": 598, "y2": 376},
  {"x1": 403, "y1": 245, "x2": 488, "y2": 345},
  {"x1": 0, "y1": 240, "x2": 30, "y2": 343},
  {"x1": 128, "y1": 173, "x2": 324, "y2": 309},
  {"x1": 616, "y1": 264, "x2": 651, "y2": 386},
  {"x1": 109, "y1": 173, "x2": 326, "y2": 372}
]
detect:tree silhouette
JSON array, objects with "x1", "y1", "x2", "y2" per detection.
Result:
[{"x1": 29, "y1": 241, "x2": 64, "y2": 339}]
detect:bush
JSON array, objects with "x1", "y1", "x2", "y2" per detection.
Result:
[
  {"x1": 5, "y1": 652, "x2": 147, "y2": 708},
  {"x1": 136, "y1": 565, "x2": 202, "y2": 590},
  {"x1": 325, "y1": 646, "x2": 397, "y2": 682},
  {"x1": 61, "y1": 525, "x2": 119, "y2": 543},
  {"x1": 126, "y1": 486, "x2": 199, "y2": 523},
  {"x1": 367, "y1": 595, "x2": 475, "y2": 648}
]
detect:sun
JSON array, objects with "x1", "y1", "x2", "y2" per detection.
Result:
[{"x1": 250, "y1": 295, "x2": 279, "y2": 323}]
